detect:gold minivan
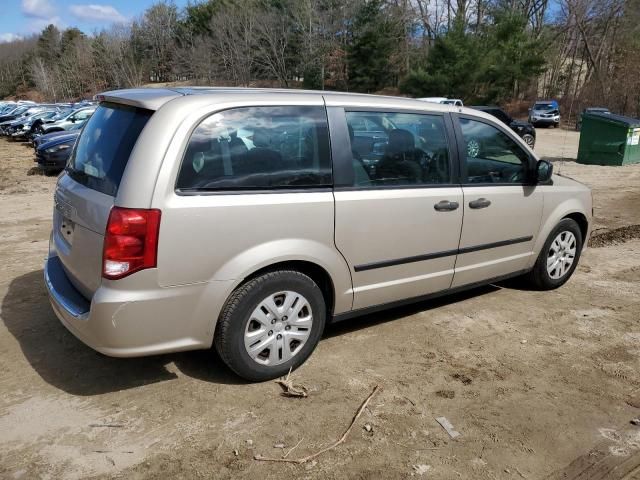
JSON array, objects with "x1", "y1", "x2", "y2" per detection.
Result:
[{"x1": 45, "y1": 88, "x2": 592, "y2": 381}]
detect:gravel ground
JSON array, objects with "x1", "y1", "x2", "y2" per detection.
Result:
[{"x1": 1, "y1": 129, "x2": 639, "y2": 480}]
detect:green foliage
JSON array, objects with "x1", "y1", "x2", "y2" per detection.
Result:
[
  {"x1": 347, "y1": 0, "x2": 402, "y2": 93},
  {"x1": 181, "y1": 0, "x2": 232, "y2": 37},
  {"x1": 36, "y1": 24, "x2": 61, "y2": 66},
  {"x1": 481, "y1": 11, "x2": 546, "y2": 102},
  {"x1": 302, "y1": 65, "x2": 323, "y2": 90},
  {"x1": 400, "y1": 10, "x2": 546, "y2": 103},
  {"x1": 400, "y1": 20, "x2": 481, "y2": 99}
]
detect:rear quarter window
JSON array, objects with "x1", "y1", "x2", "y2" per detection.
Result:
[
  {"x1": 176, "y1": 106, "x2": 332, "y2": 192},
  {"x1": 67, "y1": 102, "x2": 152, "y2": 196}
]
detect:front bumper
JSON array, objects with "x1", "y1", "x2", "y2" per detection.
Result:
[
  {"x1": 531, "y1": 116, "x2": 560, "y2": 124},
  {"x1": 36, "y1": 151, "x2": 68, "y2": 170},
  {"x1": 44, "y1": 249, "x2": 228, "y2": 357}
]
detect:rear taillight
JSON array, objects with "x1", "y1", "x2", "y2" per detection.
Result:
[{"x1": 102, "y1": 207, "x2": 161, "y2": 280}]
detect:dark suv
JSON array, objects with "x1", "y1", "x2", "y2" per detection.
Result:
[{"x1": 471, "y1": 106, "x2": 536, "y2": 149}]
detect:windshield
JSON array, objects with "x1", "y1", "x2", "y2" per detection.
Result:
[
  {"x1": 67, "y1": 102, "x2": 152, "y2": 196},
  {"x1": 534, "y1": 103, "x2": 555, "y2": 111},
  {"x1": 52, "y1": 109, "x2": 71, "y2": 120},
  {"x1": 7, "y1": 106, "x2": 27, "y2": 116}
]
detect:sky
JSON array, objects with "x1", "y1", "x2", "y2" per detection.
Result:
[{"x1": 0, "y1": 0, "x2": 190, "y2": 42}]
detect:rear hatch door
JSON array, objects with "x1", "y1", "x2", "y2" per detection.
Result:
[{"x1": 52, "y1": 102, "x2": 153, "y2": 299}]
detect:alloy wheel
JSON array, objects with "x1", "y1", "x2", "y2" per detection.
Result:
[{"x1": 523, "y1": 134, "x2": 535, "y2": 148}]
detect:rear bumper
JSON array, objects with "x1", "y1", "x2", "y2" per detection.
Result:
[{"x1": 45, "y1": 249, "x2": 229, "y2": 357}]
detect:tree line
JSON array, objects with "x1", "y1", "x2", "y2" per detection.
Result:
[{"x1": 0, "y1": 0, "x2": 638, "y2": 119}]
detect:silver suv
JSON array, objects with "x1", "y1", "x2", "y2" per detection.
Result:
[{"x1": 45, "y1": 88, "x2": 592, "y2": 381}]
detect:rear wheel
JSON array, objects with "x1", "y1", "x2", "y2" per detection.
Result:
[
  {"x1": 522, "y1": 133, "x2": 535, "y2": 149},
  {"x1": 214, "y1": 270, "x2": 326, "y2": 381},
  {"x1": 525, "y1": 218, "x2": 583, "y2": 290}
]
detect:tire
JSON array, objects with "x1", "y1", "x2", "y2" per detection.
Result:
[
  {"x1": 214, "y1": 270, "x2": 327, "y2": 382},
  {"x1": 522, "y1": 133, "x2": 535, "y2": 149},
  {"x1": 553, "y1": 123, "x2": 559, "y2": 128},
  {"x1": 525, "y1": 218, "x2": 583, "y2": 290}
]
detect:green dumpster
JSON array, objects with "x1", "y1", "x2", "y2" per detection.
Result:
[{"x1": 577, "y1": 112, "x2": 640, "y2": 165}]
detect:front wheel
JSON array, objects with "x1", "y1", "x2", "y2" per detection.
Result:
[
  {"x1": 214, "y1": 270, "x2": 326, "y2": 381},
  {"x1": 522, "y1": 133, "x2": 535, "y2": 149},
  {"x1": 525, "y1": 218, "x2": 583, "y2": 290}
]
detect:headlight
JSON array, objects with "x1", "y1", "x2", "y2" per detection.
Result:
[{"x1": 45, "y1": 144, "x2": 71, "y2": 154}]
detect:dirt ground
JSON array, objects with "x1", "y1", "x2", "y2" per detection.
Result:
[{"x1": 1, "y1": 129, "x2": 640, "y2": 480}]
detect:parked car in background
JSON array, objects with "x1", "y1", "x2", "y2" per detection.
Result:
[
  {"x1": 39, "y1": 107, "x2": 95, "y2": 134},
  {"x1": 471, "y1": 106, "x2": 536, "y2": 148},
  {"x1": 0, "y1": 107, "x2": 46, "y2": 135},
  {"x1": 45, "y1": 88, "x2": 591, "y2": 381},
  {"x1": 36, "y1": 131, "x2": 78, "y2": 172},
  {"x1": 0, "y1": 105, "x2": 32, "y2": 124},
  {"x1": 418, "y1": 97, "x2": 464, "y2": 106},
  {"x1": 576, "y1": 107, "x2": 610, "y2": 131},
  {"x1": 0, "y1": 101, "x2": 16, "y2": 113},
  {"x1": 3, "y1": 110, "x2": 58, "y2": 139},
  {"x1": 528, "y1": 100, "x2": 560, "y2": 128},
  {"x1": 16, "y1": 110, "x2": 62, "y2": 139},
  {"x1": 29, "y1": 109, "x2": 72, "y2": 140},
  {"x1": 418, "y1": 96, "x2": 448, "y2": 104},
  {"x1": 33, "y1": 121, "x2": 83, "y2": 149}
]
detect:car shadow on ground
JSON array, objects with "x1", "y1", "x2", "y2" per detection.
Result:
[
  {"x1": 1, "y1": 269, "x2": 244, "y2": 396},
  {"x1": 2, "y1": 269, "x2": 512, "y2": 396},
  {"x1": 325, "y1": 284, "x2": 500, "y2": 338}
]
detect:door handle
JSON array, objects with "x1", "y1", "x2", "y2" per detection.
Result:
[
  {"x1": 434, "y1": 200, "x2": 460, "y2": 212},
  {"x1": 469, "y1": 198, "x2": 491, "y2": 209}
]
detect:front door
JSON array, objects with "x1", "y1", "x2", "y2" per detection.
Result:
[
  {"x1": 451, "y1": 114, "x2": 544, "y2": 288},
  {"x1": 329, "y1": 107, "x2": 464, "y2": 310}
]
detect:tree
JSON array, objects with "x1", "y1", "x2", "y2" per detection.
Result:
[
  {"x1": 136, "y1": 1, "x2": 179, "y2": 82},
  {"x1": 481, "y1": 10, "x2": 546, "y2": 102},
  {"x1": 400, "y1": 8, "x2": 545, "y2": 103},
  {"x1": 400, "y1": 19, "x2": 481, "y2": 100},
  {"x1": 36, "y1": 24, "x2": 61, "y2": 67},
  {"x1": 347, "y1": 0, "x2": 403, "y2": 92}
]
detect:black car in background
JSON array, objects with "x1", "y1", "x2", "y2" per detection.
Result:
[
  {"x1": 471, "y1": 106, "x2": 536, "y2": 149},
  {"x1": 35, "y1": 132, "x2": 78, "y2": 172}
]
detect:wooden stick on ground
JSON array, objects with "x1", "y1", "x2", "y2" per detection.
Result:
[
  {"x1": 254, "y1": 384, "x2": 382, "y2": 464},
  {"x1": 282, "y1": 438, "x2": 304, "y2": 459}
]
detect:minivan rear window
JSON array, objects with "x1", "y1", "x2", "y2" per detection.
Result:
[{"x1": 67, "y1": 102, "x2": 152, "y2": 196}]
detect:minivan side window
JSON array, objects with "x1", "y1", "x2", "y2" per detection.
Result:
[
  {"x1": 176, "y1": 106, "x2": 332, "y2": 191},
  {"x1": 345, "y1": 111, "x2": 450, "y2": 187},
  {"x1": 459, "y1": 117, "x2": 529, "y2": 184}
]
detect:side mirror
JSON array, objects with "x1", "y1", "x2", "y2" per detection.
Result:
[
  {"x1": 70, "y1": 117, "x2": 76, "y2": 123},
  {"x1": 536, "y1": 159, "x2": 553, "y2": 183}
]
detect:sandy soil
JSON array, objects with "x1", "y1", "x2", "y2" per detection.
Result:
[{"x1": 1, "y1": 129, "x2": 640, "y2": 480}]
